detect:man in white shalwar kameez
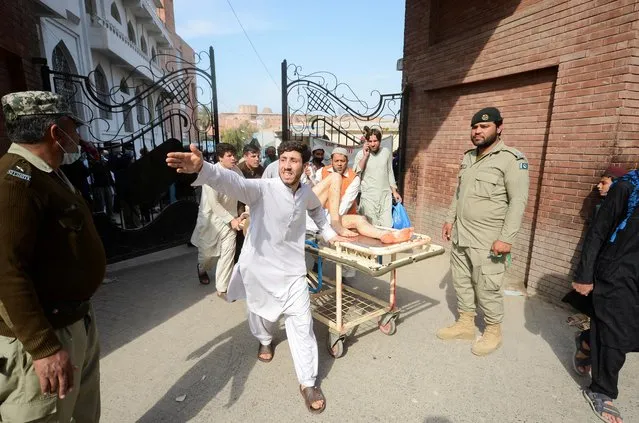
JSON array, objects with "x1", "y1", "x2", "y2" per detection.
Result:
[
  {"x1": 167, "y1": 141, "x2": 345, "y2": 414},
  {"x1": 190, "y1": 143, "x2": 245, "y2": 295}
]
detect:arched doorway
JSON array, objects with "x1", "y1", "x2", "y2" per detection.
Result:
[{"x1": 51, "y1": 41, "x2": 83, "y2": 119}]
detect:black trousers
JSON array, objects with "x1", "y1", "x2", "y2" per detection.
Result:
[{"x1": 589, "y1": 318, "x2": 626, "y2": 399}]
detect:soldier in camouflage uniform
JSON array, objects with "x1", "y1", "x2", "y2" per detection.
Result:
[
  {"x1": 439, "y1": 107, "x2": 529, "y2": 356},
  {"x1": 0, "y1": 92, "x2": 105, "y2": 421}
]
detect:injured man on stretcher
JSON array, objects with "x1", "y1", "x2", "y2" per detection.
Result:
[{"x1": 265, "y1": 146, "x2": 413, "y2": 244}]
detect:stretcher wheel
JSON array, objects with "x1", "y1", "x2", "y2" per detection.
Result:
[
  {"x1": 327, "y1": 334, "x2": 345, "y2": 358},
  {"x1": 378, "y1": 317, "x2": 397, "y2": 336}
]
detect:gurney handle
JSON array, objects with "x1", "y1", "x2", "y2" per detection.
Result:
[
  {"x1": 305, "y1": 245, "x2": 446, "y2": 277},
  {"x1": 305, "y1": 240, "x2": 323, "y2": 293}
]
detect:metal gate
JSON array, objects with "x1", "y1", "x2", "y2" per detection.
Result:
[
  {"x1": 281, "y1": 60, "x2": 409, "y2": 192},
  {"x1": 42, "y1": 47, "x2": 220, "y2": 263}
]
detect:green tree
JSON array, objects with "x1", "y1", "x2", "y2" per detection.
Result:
[{"x1": 221, "y1": 121, "x2": 257, "y2": 152}]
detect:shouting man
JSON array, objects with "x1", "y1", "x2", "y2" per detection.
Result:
[{"x1": 167, "y1": 141, "x2": 348, "y2": 414}]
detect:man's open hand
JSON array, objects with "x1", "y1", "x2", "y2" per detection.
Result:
[
  {"x1": 166, "y1": 144, "x2": 204, "y2": 174},
  {"x1": 33, "y1": 349, "x2": 75, "y2": 398}
]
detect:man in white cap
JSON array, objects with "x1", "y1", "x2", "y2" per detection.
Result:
[{"x1": 310, "y1": 147, "x2": 413, "y2": 244}]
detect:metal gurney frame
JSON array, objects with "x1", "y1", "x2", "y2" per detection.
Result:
[{"x1": 305, "y1": 230, "x2": 445, "y2": 358}]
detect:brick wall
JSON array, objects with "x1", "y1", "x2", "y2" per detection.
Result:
[
  {"x1": 0, "y1": 0, "x2": 44, "y2": 155},
  {"x1": 403, "y1": 0, "x2": 639, "y2": 301}
]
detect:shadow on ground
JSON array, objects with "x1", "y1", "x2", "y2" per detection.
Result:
[
  {"x1": 524, "y1": 279, "x2": 587, "y2": 388},
  {"x1": 93, "y1": 250, "x2": 203, "y2": 358},
  {"x1": 318, "y1": 260, "x2": 441, "y2": 355}
]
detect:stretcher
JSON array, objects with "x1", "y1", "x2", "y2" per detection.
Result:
[{"x1": 305, "y1": 229, "x2": 445, "y2": 358}]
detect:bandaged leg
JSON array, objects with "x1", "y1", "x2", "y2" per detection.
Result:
[{"x1": 312, "y1": 173, "x2": 356, "y2": 237}]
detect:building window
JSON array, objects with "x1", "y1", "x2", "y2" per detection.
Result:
[
  {"x1": 119, "y1": 78, "x2": 129, "y2": 94},
  {"x1": 135, "y1": 87, "x2": 147, "y2": 125},
  {"x1": 127, "y1": 22, "x2": 136, "y2": 43},
  {"x1": 147, "y1": 95, "x2": 154, "y2": 121},
  {"x1": 94, "y1": 66, "x2": 112, "y2": 119},
  {"x1": 110, "y1": 2, "x2": 121, "y2": 23},
  {"x1": 140, "y1": 36, "x2": 148, "y2": 54},
  {"x1": 85, "y1": 0, "x2": 97, "y2": 15},
  {"x1": 51, "y1": 41, "x2": 82, "y2": 119},
  {"x1": 151, "y1": 47, "x2": 157, "y2": 63},
  {"x1": 119, "y1": 79, "x2": 133, "y2": 132}
]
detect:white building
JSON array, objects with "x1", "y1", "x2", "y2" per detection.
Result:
[{"x1": 35, "y1": 0, "x2": 195, "y2": 155}]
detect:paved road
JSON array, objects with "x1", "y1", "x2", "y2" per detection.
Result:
[{"x1": 94, "y1": 246, "x2": 638, "y2": 422}]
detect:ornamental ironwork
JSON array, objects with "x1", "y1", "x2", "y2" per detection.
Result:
[{"x1": 282, "y1": 60, "x2": 403, "y2": 146}]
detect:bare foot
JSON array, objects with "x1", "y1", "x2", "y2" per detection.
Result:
[
  {"x1": 602, "y1": 401, "x2": 623, "y2": 423},
  {"x1": 258, "y1": 351, "x2": 272, "y2": 361},
  {"x1": 334, "y1": 224, "x2": 358, "y2": 237},
  {"x1": 301, "y1": 385, "x2": 325, "y2": 411},
  {"x1": 380, "y1": 227, "x2": 415, "y2": 244}
]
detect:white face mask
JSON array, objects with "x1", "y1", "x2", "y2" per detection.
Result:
[{"x1": 56, "y1": 129, "x2": 82, "y2": 165}]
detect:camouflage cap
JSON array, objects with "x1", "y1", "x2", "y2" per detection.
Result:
[{"x1": 1, "y1": 91, "x2": 84, "y2": 125}]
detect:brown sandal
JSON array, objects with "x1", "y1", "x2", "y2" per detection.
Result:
[
  {"x1": 300, "y1": 385, "x2": 326, "y2": 414},
  {"x1": 257, "y1": 343, "x2": 273, "y2": 363},
  {"x1": 197, "y1": 265, "x2": 210, "y2": 285}
]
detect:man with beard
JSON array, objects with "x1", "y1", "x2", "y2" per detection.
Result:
[
  {"x1": 167, "y1": 141, "x2": 348, "y2": 414},
  {"x1": 438, "y1": 107, "x2": 529, "y2": 356},
  {"x1": 354, "y1": 128, "x2": 402, "y2": 227}
]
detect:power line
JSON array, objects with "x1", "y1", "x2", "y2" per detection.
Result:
[{"x1": 225, "y1": 0, "x2": 280, "y2": 91}]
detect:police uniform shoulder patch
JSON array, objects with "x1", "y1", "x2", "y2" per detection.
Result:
[
  {"x1": 502, "y1": 146, "x2": 526, "y2": 161},
  {"x1": 5, "y1": 159, "x2": 32, "y2": 185},
  {"x1": 519, "y1": 162, "x2": 529, "y2": 170}
]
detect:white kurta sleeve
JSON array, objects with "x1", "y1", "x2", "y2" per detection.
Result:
[
  {"x1": 193, "y1": 162, "x2": 261, "y2": 206},
  {"x1": 307, "y1": 191, "x2": 337, "y2": 241},
  {"x1": 339, "y1": 175, "x2": 360, "y2": 216},
  {"x1": 210, "y1": 189, "x2": 235, "y2": 224},
  {"x1": 353, "y1": 150, "x2": 364, "y2": 174}
]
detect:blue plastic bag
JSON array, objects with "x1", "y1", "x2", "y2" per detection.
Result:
[{"x1": 392, "y1": 202, "x2": 411, "y2": 229}]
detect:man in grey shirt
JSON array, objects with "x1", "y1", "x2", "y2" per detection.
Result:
[{"x1": 353, "y1": 128, "x2": 402, "y2": 227}]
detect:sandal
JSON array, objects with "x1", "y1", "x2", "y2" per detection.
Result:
[
  {"x1": 197, "y1": 264, "x2": 210, "y2": 285},
  {"x1": 257, "y1": 343, "x2": 273, "y2": 363},
  {"x1": 300, "y1": 385, "x2": 326, "y2": 414},
  {"x1": 573, "y1": 333, "x2": 591, "y2": 377},
  {"x1": 583, "y1": 389, "x2": 623, "y2": 422}
]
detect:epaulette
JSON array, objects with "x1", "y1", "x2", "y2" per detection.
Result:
[
  {"x1": 4, "y1": 158, "x2": 32, "y2": 185},
  {"x1": 502, "y1": 146, "x2": 527, "y2": 161},
  {"x1": 463, "y1": 148, "x2": 475, "y2": 155}
]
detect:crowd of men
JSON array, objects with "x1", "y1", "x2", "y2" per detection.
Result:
[{"x1": 0, "y1": 91, "x2": 636, "y2": 422}]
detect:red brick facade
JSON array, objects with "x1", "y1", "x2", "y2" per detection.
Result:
[
  {"x1": 0, "y1": 0, "x2": 44, "y2": 155},
  {"x1": 402, "y1": 0, "x2": 639, "y2": 301}
]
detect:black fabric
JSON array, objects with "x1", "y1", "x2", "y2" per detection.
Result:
[
  {"x1": 574, "y1": 180, "x2": 639, "y2": 351},
  {"x1": 561, "y1": 291, "x2": 593, "y2": 317},
  {"x1": 589, "y1": 318, "x2": 626, "y2": 399}
]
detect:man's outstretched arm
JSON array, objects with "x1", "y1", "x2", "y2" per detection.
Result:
[{"x1": 167, "y1": 144, "x2": 261, "y2": 205}]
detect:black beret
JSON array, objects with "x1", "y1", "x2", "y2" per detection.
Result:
[{"x1": 471, "y1": 107, "x2": 502, "y2": 126}]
